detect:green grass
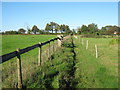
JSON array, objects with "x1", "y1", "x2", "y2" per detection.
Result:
[
  {"x1": 2, "y1": 35, "x2": 118, "y2": 88},
  {"x1": 74, "y1": 36, "x2": 118, "y2": 88},
  {"x1": 23, "y1": 37, "x2": 77, "y2": 88},
  {"x1": 2, "y1": 35, "x2": 56, "y2": 55},
  {"x1": 23, "y1": 36, "x2": 118, "y2": 88},
  {"x1": 2, "y1": 35, "x2": 57, "y2": 88}
]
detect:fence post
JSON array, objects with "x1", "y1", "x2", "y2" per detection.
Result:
[
  {"x1": 86, "y1": 40, "x2": 88, "y2": 49},
  {"x1": 55, "y1": 41, "x2": 58, "y2": 51},
  {"x1": 57, "y1": 35, "x2": 62, "y2": 47},
  {"x1": 95, "y1": 44, "x2": 98, "y2": 58},
  {"x1": 53, "y1": 39, "x2": 54, "y2": 53},
  {"x1": 38, "y1": 42, "x2": 42, "y2": 66},
  {"x1": 82, "y1": 39, "x2": 84, "y2": 46},
  {"x1": 16, "y1": 48, "x2": 23, "y2": 89},
  {"x1": 48, "y1": 40, "x2": 51, "y2": 60}
]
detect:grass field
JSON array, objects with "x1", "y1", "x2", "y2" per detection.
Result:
[
  {"x1": 2, "y1": 35, "x2": 57, "y2": 88},
  {"x1": 74, "y1": 36, "x2": 118, "y2": 88},
  {"x1": 2, "y1": 35, "x2": 118, "y2": 88},
  {"x1": 2, "y1": 35, "x2": 57, "y2": 55}
]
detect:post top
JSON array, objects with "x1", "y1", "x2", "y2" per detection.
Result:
[{"x1": 16, "y1": 48, "x2": 20, "y2": 52}]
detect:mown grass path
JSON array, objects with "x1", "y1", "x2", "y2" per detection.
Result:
[{"x1": 74, "y1": 36, "x2": 118, "y2": 88}]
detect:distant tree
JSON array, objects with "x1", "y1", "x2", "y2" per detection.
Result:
[
  {"x1": 99, "y1": 27, "x2": 107, "y2": 35},
  {"x1": 65, "y1": 25, "x2": 71, "y2": 34},
  {"x1": 18, "y1": 28, "x2": 26, "y2": 34},
  {"x1": 26, "y1": 26, "x2": 31, "y2": 34},
  {"x1": 45, "y1": 22, "x2": 57, "y2": 33},
  {"x1": 45, "y1": 22, "x2": 71, "y2": 34},
  {"x1": 100, "y1": 25, "x2": 119, "y2": 35},
  {"x1": 4, "y1": 30, "x2": 20, "y2": 34},
  {"x1": 38, "y1": 29, "x2": 47, "y2": 34},
  {"x1": 77, "y1": 27, "x2": 81, "y2": 34},
  {"x1": 32, "y1": 25, "x2": 39, "y2": 34},
  {"x1": 72, "y1": 29, "x2": 76, "y2": 34},
  {"x1": 50, "y1": 22, "x2": 54, "y2": 33},
  {"x1": 80, "y1": 25, "x2": 88, "y2": 34},
  {"x1": 55, "y1": 24, "x2": 60, "y2": 33},
  {"x1": 45, "y1": 23, "x2": 50, "y2": 33},
  {"x1": 27, "y1": 30, "x2": 31, "y2": 34},
  {"x1": 45, "y1": 22, "x2": 61, "y2": 33},
  {"x1": 60, "y1": 24, "x2": 65, "y2": 33},
  {"x1": 106, "y1": 25, "x2": 118, "y2": 31},
  {"x1": 88, "y1": 23, "x2": 98, "y2": 34},
  {"x1": 0, "y1": 32, "x2": 4, "y2": 34}
]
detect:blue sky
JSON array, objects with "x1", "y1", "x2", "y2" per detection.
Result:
[{"x1": 2, "y1": 2, "x2": 118, "y2": 31}]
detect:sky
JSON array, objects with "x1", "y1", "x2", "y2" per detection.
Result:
[
  {"x1": 1, "y1": 2, "x2": 118, "y2": 31},
  {"x1": 1, "y1": 0, "x2": 120, "y2": 2}
]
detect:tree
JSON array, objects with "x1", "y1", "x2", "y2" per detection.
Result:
[
  {"x1": 100, "y1": 25, "x2": 119, "y2": 35},
  {"x1": 60, "y1": 24, "x2": 66, "y2": 33},
  {"x1": 45, "y1": 22, "x2": 71, "y2": 34},
  {"x1": 46, "y1": 22, "x2": 60, "y2": 33},
  {"x1": 31, "y1": 25, "x2": 39, "y2": 34},
  {"x1": 4, "y1": 30, "x2": 20, "y2": 34},
  {"x1": 55, "y1": 24, "x2": 60, "y2": 33},
  {"x1": 50, "y1": 22, "x2": 54, "y2": 33},
  {"x1": 65, "y1": 25, "x2": 71, "y2": 34},
  {"x1": 99, "y1": 27, "x2": 107, "y2": 35},
  {"x1": 72, "y1": 29, "x2": 76, "y2": 34},
  {"x1": 77, "y1": 27, "x2": 81, "y2": 34},
  {"x1": 80, "y1": 25, "x2": 88, "y2": 34},
  {"x1": 88, "y1": 23, "x2": 98, "y2": 34},
  {"x1": 26, "y1": 26, "x2": 31, "y2": 34},
  {"x1": 45, "y1": 23, "x2": 50, "y2": 33},
  {"x1": 18, "y1": 28, "x2": 26, "y2": 34},
  {"x1": 38, "y1": 30, "x2": 44, "y2": 34},
  {"x1": 60, "y1": 24, "x2": 64, "y2": 33}
]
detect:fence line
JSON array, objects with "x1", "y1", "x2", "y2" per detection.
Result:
[
  {"x1": 78, "y1": 36, "x2": 99, "y2": 58},
  {"x1": 1, "y1": 35, "x2": 64, "y2": 89},
  {"x1": 0, "y1": 36, "x2": 63, "y2": 64}
]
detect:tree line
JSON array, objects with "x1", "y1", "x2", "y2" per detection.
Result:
[
  {"x1": 1, "y1": 22, "x2": 120, "y2": 35},
  {"x1": 77, "y1": 23, "x2": 120, "y2": 35},
  {"x1": 1, "y1": 22, "x2": 72, "y2": 35}
]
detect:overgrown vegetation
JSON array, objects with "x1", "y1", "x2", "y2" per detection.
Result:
[
  {"x1": 21, "y1": 36, "x2": 78, "y2": 88},
  {"x1": 2, "y1": 35, "x2": 118, "y2": 88}
]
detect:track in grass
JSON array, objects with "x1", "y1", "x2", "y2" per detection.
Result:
[{"x1": 2, "y1": 35, "x2": 118, "y2": 88}]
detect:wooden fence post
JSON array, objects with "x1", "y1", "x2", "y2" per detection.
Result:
[
  {"x1": 48, "y1": 41, "x2": 51, "y2": 60},
  {"x1": 53, "y1": 39, "x2": 54, "y2": 53},
  {"x1": 57, "y1": 35, "x2": 62, "y2": 47},
  {"x1": 86, "y1": 40, "x2": 88, "y2": 49},
  {"x1": 82, "y1": 39, "x2": 84, "y2": 46},
  {"x1": 16, "y1": 48, "x2": 23, "y2": 89},
  {"x1": 38, "y1": 42, "x2": 42, "y2": 66},
  {"x1": 95, "y1": 44, "x2": 98, "y2": 58},
  {"x1": 55, "y1": 41, "x2": 58, "y2": 51}
]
